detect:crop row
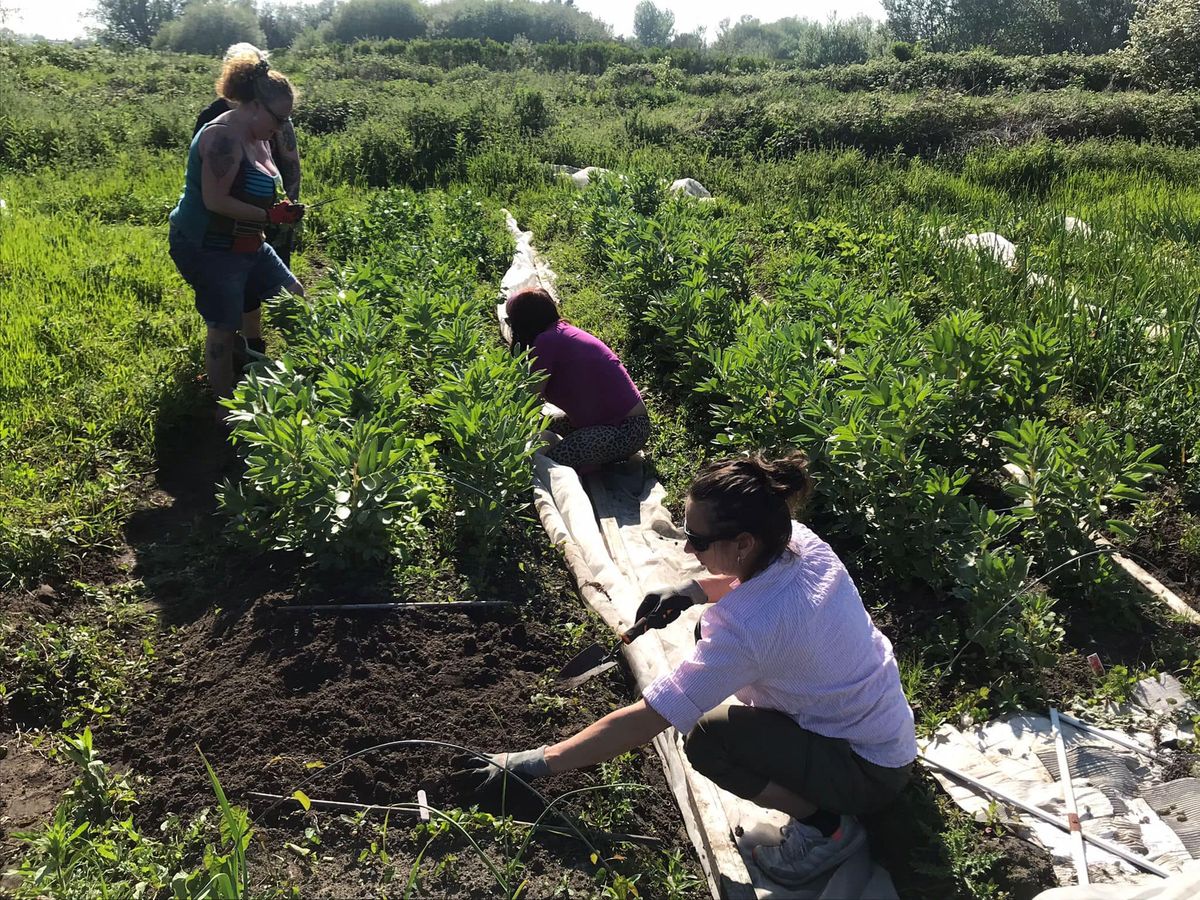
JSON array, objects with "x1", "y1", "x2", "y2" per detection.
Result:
[
  {"x1": 222, "y1": 189, "x2": 543, "y2": 574},
  {"x1": 529, "y1": 172, "x2": 1196, "y2": 704}
]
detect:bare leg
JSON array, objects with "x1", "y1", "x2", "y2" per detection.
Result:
[
  {"x1": 206, "y1": 326, "x2": 235, "y2": 423},
  {"x1": 241, "y1": 306, "x2": 262, "y2": 341},
  {"x1": 751, "y1": 781, "x2": 817, "y2": 821}
]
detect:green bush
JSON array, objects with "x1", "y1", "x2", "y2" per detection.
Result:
[
  {"x1": 312, "y1": 118, "x2": 417, "y2": 187},
  {"x1": 151, "y1": 1, "x2": 266, "y2": 55},
  {"x1": 330, "y1": 0, "x2": 427, "y2": 42},
  {"x1": 427, "y1": 0, "x2": 613, "y2": 43},
  {"x1": 222, "y1": 190, "x2": 540, "y2": 570},
  {"x1": 512, "y1": 88, "x2": 552, "y2": 135},
  {"x1": 1122, "y1": 0, "x2": 1200, "y2": 90},
  {"x1": 292, "y1": 96, "x2": 367, "y2": 134}
]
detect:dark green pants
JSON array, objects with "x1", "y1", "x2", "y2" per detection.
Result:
[{"x1": 683, "y1": 705, "x2": 912, "y2": 816}]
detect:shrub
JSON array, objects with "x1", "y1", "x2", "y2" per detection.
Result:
[
  {"x1": 891, "y1": 40, "x2": 916, "y2": 61},
  {"x1": 427, "y1": 0, "x2": 613, "y2": 43},
  {"x1": 313, "y1": 118, "x2": 417, "y2": 186},
  {"x1": 512, "y1": 88, "x2": 552, "y2": 135},
  {"x1": 292, "y1": 96, "x2": 366, "y2": 135},
  {"x1": 329, "y1": 0, "x2": 427, "y2": 42},
  {"x1": 151, "y1": 1, "x2": 265, "y2": 55},
  {"x1": 1122, "y1": 0, "x2": 1200, "y2": 89}
]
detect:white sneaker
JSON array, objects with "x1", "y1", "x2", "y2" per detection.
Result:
[{"x1": 752, "y1": 815, "x2": 866, "y2": 886}]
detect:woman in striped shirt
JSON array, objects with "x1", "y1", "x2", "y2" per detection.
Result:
[
  {"x1": 168, "y1": 52, "x2": 305, "y2": 424},
  {"x1": 455, "y1": 452, "x2": 917, "y2": 887}
]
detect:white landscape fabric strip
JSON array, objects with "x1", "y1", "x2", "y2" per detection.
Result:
[
  {"x1": 922, "y1": 713, "x2": 1193, "y2": 889},
  {"x1": 1034, "y1": 861, "x2": 1200, "y2": 900},
  {"x1": 506, "y1": 215, "x2": 897, "y2": 899}
]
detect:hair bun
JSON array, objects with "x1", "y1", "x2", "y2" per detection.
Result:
[{"x1": 254, "y1": 60, "x2": 270, "y2": 77}]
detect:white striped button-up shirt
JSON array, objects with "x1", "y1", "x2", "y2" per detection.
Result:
[{"x1": 643, "y1": 522, "x2": 918, "y2": 769}]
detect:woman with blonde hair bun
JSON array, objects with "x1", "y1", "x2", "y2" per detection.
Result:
[
  {"x1": 169, "y1": 50, "x2": 305, "y2": 426},
  {"x1": 194, "y1": 44, "x2": 302, "y2": 271}
]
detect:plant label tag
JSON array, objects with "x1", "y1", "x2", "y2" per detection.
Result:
[
  {"x1": 417, "y1": 789, "x2": 430, "y2": 822},
  {"x1": 1087, "y1": 653, "x2": 1105, "y2": 676}
]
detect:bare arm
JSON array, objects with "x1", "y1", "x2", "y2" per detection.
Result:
[
  {"x1": 696, "y1": 574, "x2": 738, "y2": 602},
  {"x1": 544, "y1": 699, "x2": 669, "y2": 773},
  {"x1": 200, "y1": 128, "x2": 268, "y2": 223},
  {"x1": 276, "y1": 121, "x2": 301, "y2": 202}
]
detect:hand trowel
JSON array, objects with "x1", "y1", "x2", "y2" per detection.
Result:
[{"x1": 555, "y1": 617, "x2": 652, "y2": 690}]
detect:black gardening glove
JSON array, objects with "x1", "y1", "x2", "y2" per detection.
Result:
[
  {"x1": 449, "y1": 748, "x2": 550, "y2": 793},
  {"x1": 635, "y1": 580, "x2": 706, "y2": 630}
]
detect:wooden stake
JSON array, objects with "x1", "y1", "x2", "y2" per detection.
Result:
[
  {"x1": 417, "y1": 789, "x2": 430, "y2": 823},
  {"x1": 1050, "y1": 708, "x2": 1089, "y2": 885}
]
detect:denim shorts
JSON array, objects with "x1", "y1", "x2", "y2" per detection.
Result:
[{"x1": 168, "y1": 226, "x2": 294, "y2": 332}]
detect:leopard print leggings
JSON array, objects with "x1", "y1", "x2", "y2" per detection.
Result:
[{"x1": 545, "y1": 414, "x2": 651, "y2": 470}]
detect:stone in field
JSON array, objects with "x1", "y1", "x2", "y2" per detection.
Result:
[
  {"x1": 1064, "y1": 215, "x2": 1093, "y2": 238},
  {"x1": 554, "y1": 165, "x2": 623, "y2": 188}
]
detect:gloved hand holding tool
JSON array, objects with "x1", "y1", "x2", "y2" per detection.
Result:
[
  {"x1": 450, "y1": 748, "x2": 551, "y2": 792},
  {"x1": 267, "y1": 200, "x2": 305, "y2": 225},
  {"x1": 635, "y1": 580, "x2": 706, "y2": 628},
  {"x1": 555, "y1": 580, "x2": 706, "y2": 690}
]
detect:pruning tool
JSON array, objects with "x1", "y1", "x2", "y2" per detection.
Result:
[{"x1": 554, "y1": 616, "x2": 652, "y2": 690}]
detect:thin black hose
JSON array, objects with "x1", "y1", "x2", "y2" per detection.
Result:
[{"x1": 251, "y1": 737, "x2": 606, "y2": 863}]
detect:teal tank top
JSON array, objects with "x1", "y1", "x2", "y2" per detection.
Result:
[{"x1": 169, "y1": 124, "x2": 284, "y2": 252}]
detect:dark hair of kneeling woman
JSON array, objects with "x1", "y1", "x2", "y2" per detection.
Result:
[{"x1": 453, "y1": 451, "x2": 918, "y2": 888}]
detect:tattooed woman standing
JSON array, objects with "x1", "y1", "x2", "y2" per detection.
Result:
[
  {"x1": 194, "y1": 44, "x2": 302, "y2": 276},
  {"x1": 168, "y1": 51, "x2": 305, "y2": 424}
]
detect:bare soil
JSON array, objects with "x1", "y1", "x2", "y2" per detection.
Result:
[
  {"x1": 0, "y1": 407, "x2": 1078, "y2": 898},
  {"x1": 2, "y1": 408, "x2": 703, "y2": 897},
  {"x1": 1120, "y1": 489, "x2": 1200, "y2": 612}
]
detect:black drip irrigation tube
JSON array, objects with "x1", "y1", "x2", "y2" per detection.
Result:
[
  {"x1": 278, "y1": 601, "x2": 513, "y2": 613},
  {"x1": 250, "y1": 738, "x2": 653, "y2": 866},
  {"x1": 245, "y1": 792, "x2": 663, "y2": 846}
]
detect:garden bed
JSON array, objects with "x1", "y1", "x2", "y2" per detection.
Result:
[
  {"x1": 1119, "y1": 487, "x2": 1200, "y2": 613},
  {"x1": 1, "y1": 408, "x2": 705, "y2": 897}
]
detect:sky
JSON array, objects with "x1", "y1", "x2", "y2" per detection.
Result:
[{"x1": 4, "y1": 0, "x2": 886, "y2": 43}]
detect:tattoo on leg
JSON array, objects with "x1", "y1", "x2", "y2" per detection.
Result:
[
  {"x1": 208, "y1": 338, "x2": 227, "y2": 360},
  {"x1": 207, "y1": 133, "x2": 236, "y2": 179}
]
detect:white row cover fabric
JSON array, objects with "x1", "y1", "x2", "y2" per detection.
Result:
[
  {"x1": 925, "y1": 679, "x2": 1200, "y2": 896},
  {"x1": 550, "y1": 163, "x2": 712, "y2": 198},
  {"x1": 498, "y1": 213, "x2": 896, "y2": 898},
  {"x1": 1035, "y1": 861, "x2": 1200, "y2": 899}
]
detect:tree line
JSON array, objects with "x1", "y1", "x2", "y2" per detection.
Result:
[{"x1": 71, "y1": 0, "x2": 1200, "y2": 91}]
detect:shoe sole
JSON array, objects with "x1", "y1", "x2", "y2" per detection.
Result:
[{"x1": 752, "y1": 827, "x2": 868, "y2": 887}]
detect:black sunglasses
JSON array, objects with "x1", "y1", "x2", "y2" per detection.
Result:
[
  {"x1": 260, "y1": 101, "x2": 290, "y2": 128},
  {"x1": 682, "y1": 523, "x2": 740, "y2": 552}
]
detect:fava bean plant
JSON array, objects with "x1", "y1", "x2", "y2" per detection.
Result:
[
  {"x1": 220, "y1": 190, "x2": 544, "y2": 572},
  {"x1": 548, "y1": 173, "x2": 1169, "y2": 697}
]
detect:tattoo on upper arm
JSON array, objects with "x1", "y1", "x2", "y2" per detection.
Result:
[
  {"x1": 207, "y1": 133, "x2": 236, "y2": 179},
  {"x1": 281, "y1": 123, "x2": 298, "y2": 153}
]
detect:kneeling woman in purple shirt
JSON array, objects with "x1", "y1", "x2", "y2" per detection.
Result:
[
  {"x1": 504, "y1": 288, "x2": 650, "y2": 472},
  {"x1": 455, "y1": 452, "x2": 917, "y2": 887}
]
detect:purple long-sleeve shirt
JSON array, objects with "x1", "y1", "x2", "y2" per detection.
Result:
[
  {"x1": 643, "y1": 522, "x2": 918, "y2": 769},
  {"x1": 531, "y1": 322, "x2": 642, "y2": 428}
]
